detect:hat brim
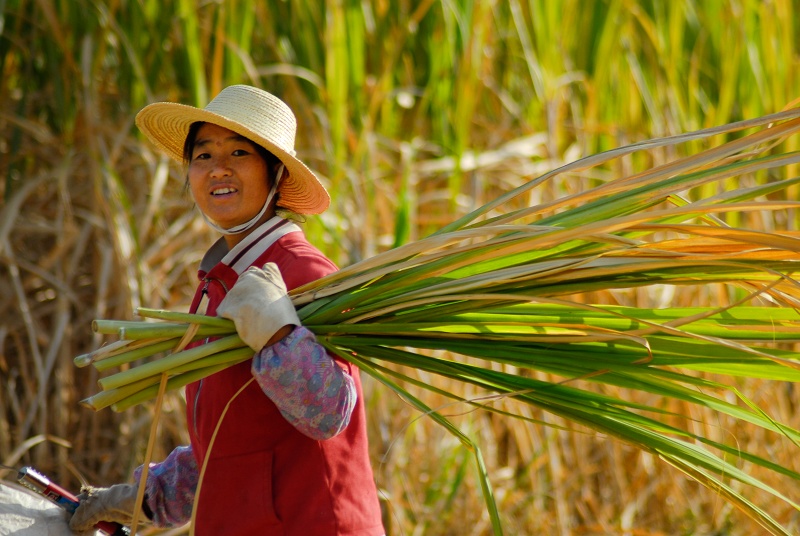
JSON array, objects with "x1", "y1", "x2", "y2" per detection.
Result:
[{"x1": 135, "y1": 102, "x2": 330, "y2": 215}]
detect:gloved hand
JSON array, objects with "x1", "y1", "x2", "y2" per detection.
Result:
[
  {"x1": 68, "y1": 483, "x2": 139, "y2": 531},
  {"x1": 217, "y1": 262, "x2": 300, "y2": 351}
]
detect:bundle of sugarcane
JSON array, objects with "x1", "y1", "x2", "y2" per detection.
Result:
[{"x1": 76, "y1": 108, "x2": 800, "y2": 534}]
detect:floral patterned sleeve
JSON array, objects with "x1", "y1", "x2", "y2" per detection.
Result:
[
  {"x1": 251, "y1": 325, "x2": 357, "y2": 440},
  {"x1": 134, "y1": 445, "x2": 198, "y2": 528}
]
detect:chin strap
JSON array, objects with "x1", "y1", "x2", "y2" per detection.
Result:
[{"x1": 201, "y1": 164, "x2": 285, "y2": 236}]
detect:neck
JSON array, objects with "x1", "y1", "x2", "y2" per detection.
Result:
[{"x1": 222, "y1": 208, "x2": 277, "y2": 248}]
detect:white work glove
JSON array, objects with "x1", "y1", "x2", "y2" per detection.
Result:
[
  {"x1": 217, "y1": 262, "x2": 301, "y2": 351},
  {"x1": 68, "y1": 483, "x2": 139, "y2": 531}
]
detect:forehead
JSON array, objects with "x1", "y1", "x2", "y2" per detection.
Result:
[{"x1": 194, "y1": 123, "x2": 253, "y2": 146}]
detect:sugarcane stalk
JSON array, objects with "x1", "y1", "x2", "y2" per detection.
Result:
[
  {"x1": 92, "y1": 319, "x2": 160, "y2": 335},
  {"x1": 81, "y1": 375, "x2": 159, "y2": 411},
  {"x1": 93, "y1": 318, "x2": 234, "y2": 339},
  {"x1": 82, "y1": 346, "x2": 255, "y2": 410},
  {"x1": 118, "y1": 323, "x2": 233, "y2": 340},
  {"x1": 73, "y1": 338, "x2": 162, "y2": 368},
  {"x1": 109, "y1": 358, "x2": 250, "y2": 412},
  {"x1": 92, "y1": 338, "x2": 184, "y2": 372},
  {"x1": 97, "y1": 334, "x2": 246, "y2": 391},
  {"x1": 135, "y1": 307, "x2": 235, "y2": 329}
]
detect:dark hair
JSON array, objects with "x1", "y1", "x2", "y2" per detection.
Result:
[{"x1": 183, "y1": 121, "x2": 282, "y2": 169}]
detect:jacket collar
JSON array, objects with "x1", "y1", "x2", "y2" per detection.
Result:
[{"x1": 198, "y1": 216, "x2": 301, "y2": 276}]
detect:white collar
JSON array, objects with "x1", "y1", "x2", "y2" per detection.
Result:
[{"x1": 199, "y1": 216, "x2": 301, "y2": 274}]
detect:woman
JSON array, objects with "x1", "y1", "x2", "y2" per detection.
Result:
[{"x1": 69, "y1": 85, "x2": 385, "y2": 535}]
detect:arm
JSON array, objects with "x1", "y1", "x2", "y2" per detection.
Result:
[
  {"x1": 217, "y1": 263, "x2": 357, "y2": 440},
  {"x1": 252, "y1": 326, "x2": 356, "y2": 440},
  {"x1": 69, "y1": 446, "x2": 197, "y2": 531},
  {"x1": 133, "y1": 445, "x2": 198, "y2": 528}
]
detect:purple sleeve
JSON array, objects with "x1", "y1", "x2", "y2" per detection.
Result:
[
  {"x1": 134, "y1": 445, "x2": 198, "y2": 528},
  {"x1": 251, "y1": 326, "x2": 357, "y2": 440}
]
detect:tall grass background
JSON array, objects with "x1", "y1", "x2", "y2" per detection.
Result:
[{"x1": 1, "y1": 1, "x2": 800, "y2": 534}]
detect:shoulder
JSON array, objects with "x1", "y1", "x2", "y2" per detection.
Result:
[{"x1": 261, "y1": 231, "x2": 338, "y2": 291}]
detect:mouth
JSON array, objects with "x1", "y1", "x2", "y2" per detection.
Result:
[{"x1": 211, "y1": 187, "x2": 238, "y2": 196}]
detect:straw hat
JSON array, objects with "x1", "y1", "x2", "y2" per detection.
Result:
[{"x1": 135, "y1": 85, "x2": 330, "y2": 215}]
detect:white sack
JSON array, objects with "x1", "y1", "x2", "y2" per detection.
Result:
[{"x1": 0, "y1": 481, "x2": 97, "y2": 536}]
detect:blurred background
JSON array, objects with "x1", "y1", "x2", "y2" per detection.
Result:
[{"x1": 1, "y1": 1, "x2": 800, "y2": 534}]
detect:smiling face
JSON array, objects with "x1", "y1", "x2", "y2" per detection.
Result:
[{"x1": 187, "y1": 123, "x2": 275, "y2": 242}]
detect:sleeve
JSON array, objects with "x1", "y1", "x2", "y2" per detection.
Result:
[
  {"x1": 251, "y1": 326, "x2": 357, "y2": 440},
  {"x1": 133, "y1": 445, "x2": 198, "y2": 528}
]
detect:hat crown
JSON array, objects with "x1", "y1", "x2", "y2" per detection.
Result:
[
  {"x1": 206, "y1": 85, "x2": 298, "y2": 156},
  {"x1": 135, "y1": 84, "x2": 330, "y2": 214}
]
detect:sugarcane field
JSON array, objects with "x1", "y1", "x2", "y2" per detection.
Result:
[{"x1": 4, "y1": 1, "x2": 800, "y2": 535}]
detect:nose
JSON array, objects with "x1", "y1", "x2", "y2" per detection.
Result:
[{"x1": 209, "y1": 156, "x2": 232, "y2": 178}]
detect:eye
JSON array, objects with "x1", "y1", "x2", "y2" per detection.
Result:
[
  {"x1": 192, "y1": 151, "x2": 210, "y2": 161},
  {"x1": 232, "y1": 148, "x2": 250, "y2": 156}
]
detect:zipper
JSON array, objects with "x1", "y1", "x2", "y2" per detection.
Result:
[
  {"x1": 192, "y1": 278, "x2": 212, "y2": 438},
  {"x1": 191, "y1": 276, "x2": 231, "y2": 438}
]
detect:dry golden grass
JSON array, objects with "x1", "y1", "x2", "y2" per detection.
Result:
[{"x1": 3, "y1": 1, "x2": 800, "y2": 534}]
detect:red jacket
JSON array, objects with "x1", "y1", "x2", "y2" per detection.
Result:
[{"x1": 185, "y1": 219, "x2": 384, "y2": 535}]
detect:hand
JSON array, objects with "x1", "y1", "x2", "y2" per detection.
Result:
[
  {"x1": 217, "y1": 262, "x2": 301, "y2": 351},
  {"x1": 68, "y1": 483, "x2": 139, "y2": 531}
]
